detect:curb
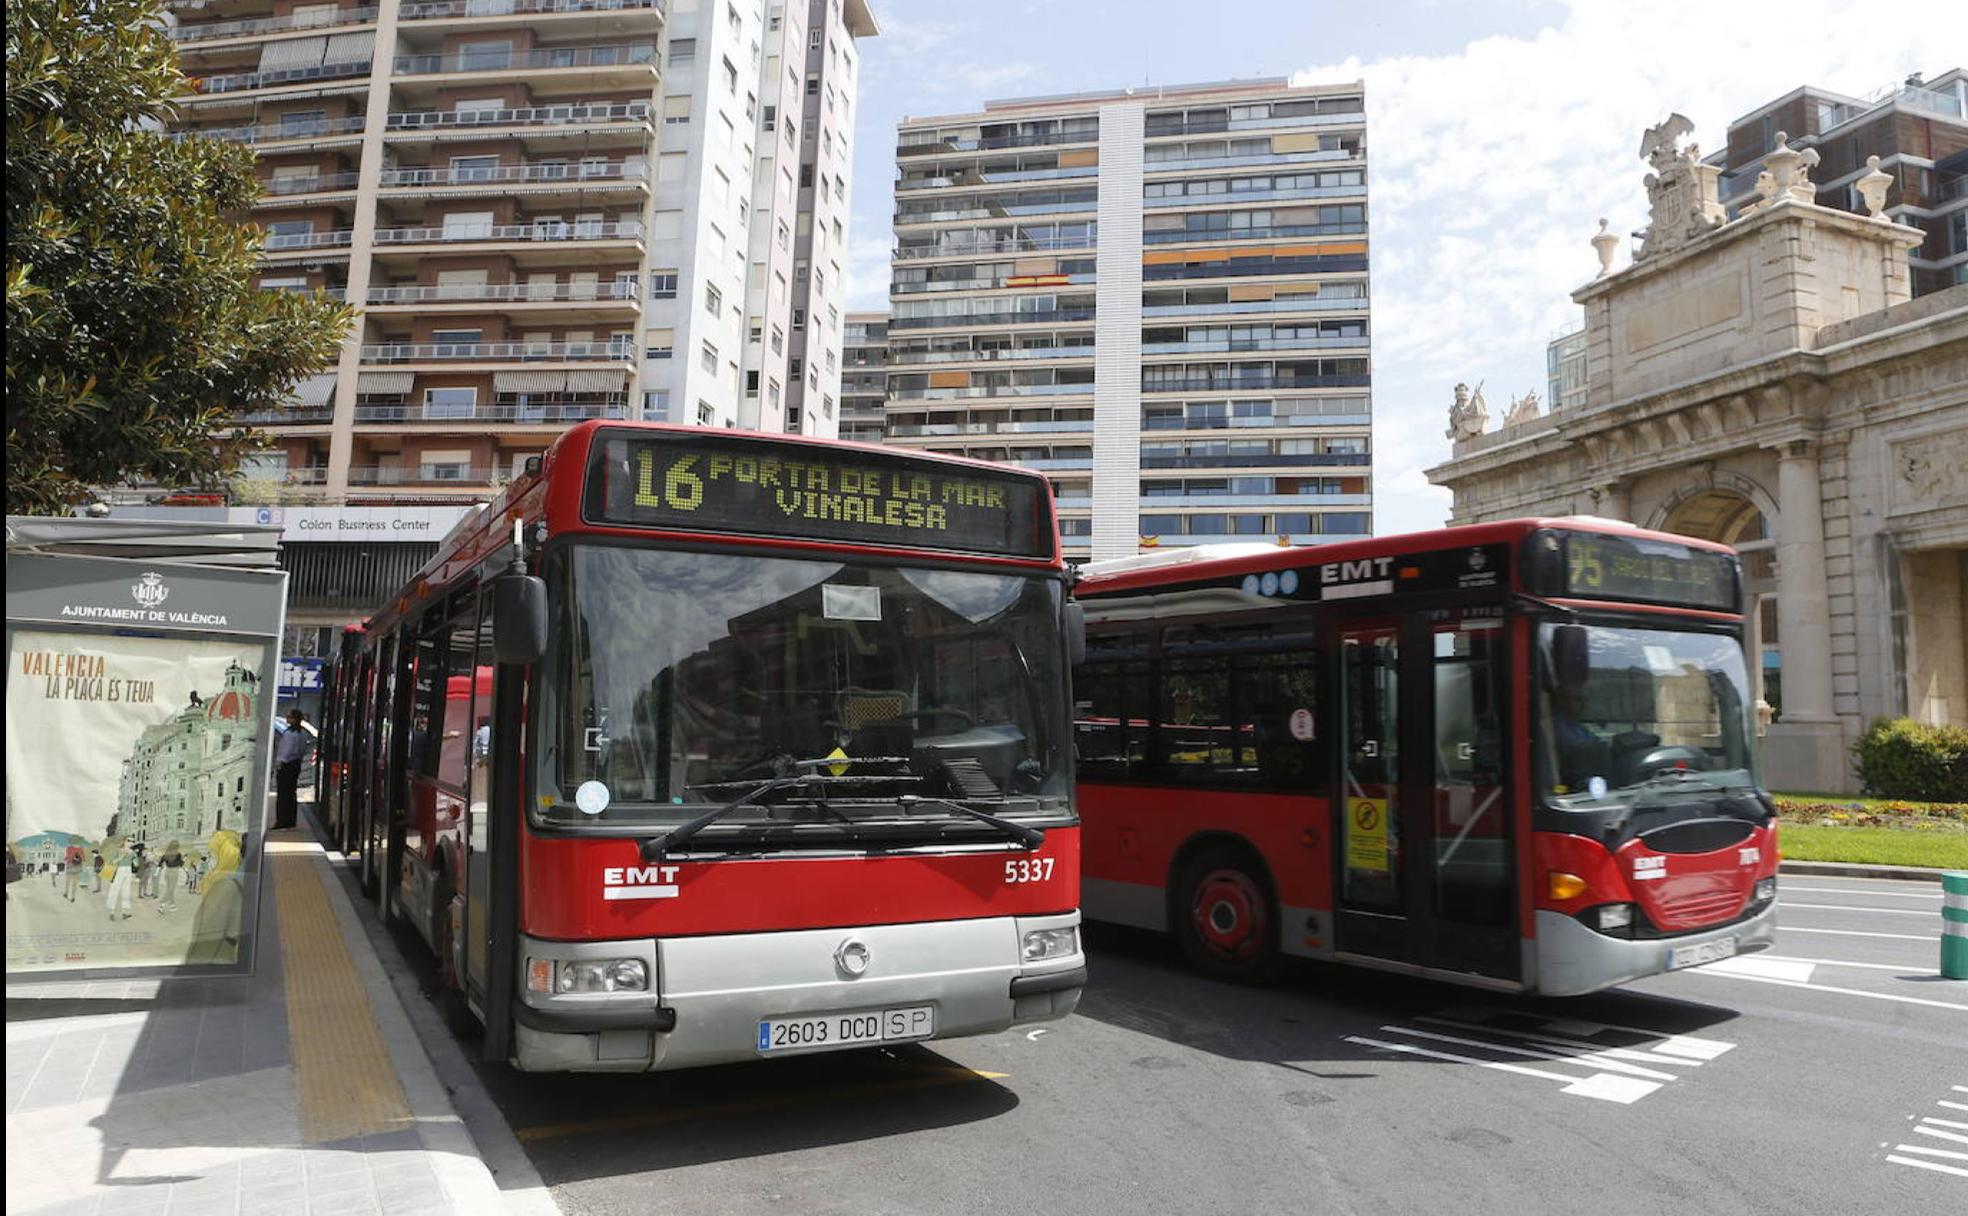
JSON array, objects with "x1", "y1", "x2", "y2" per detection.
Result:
[
  {"x1": 302, "y1": 811, "x2": 560, "y2": 1215},
  {"x1": 1778, "y1": 860, "x2": 1946, "y2": 883}
]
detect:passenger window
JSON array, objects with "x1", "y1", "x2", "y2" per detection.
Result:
[{"x1": 1075, "y1": 628, "x2": 1152, "y2": 780}]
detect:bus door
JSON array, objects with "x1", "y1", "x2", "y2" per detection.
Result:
[{"x1": 1331, "y1": 612, "x2": 1518, "y2": 982}]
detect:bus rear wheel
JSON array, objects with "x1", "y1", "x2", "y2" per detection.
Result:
[{"x1": 1174, "y1": 846, "x2": 1281, "y2": 984}]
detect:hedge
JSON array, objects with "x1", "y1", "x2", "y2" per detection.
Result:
[{"x1": 1850, "y1": 718, "x2": 1968, "y2": 803}]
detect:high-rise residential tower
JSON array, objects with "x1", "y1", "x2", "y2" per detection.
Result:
[
  {"x1": 1706, "y1": 68, "x2": 1965, "y2": 296},
  {"x1": 883, "y1": 78, "x2": 1371, "y2": 562},
  {"x1": 163, "y1": 0, "x2": 877, "y2": 506},
  {"x1": 839, "y1": 310, "x2": 889, "y2": 443}
]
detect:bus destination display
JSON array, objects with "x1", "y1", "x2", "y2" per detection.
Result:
[
  {"x1": 1561, "y1": 532, "x2": 1736, "y2": 610},
  {"x1": 586, "y1": 432, "x2": 1051, "y2": 558}
]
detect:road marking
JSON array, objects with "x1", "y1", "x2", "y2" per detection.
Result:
[
  {"x1": 1780, "y1": 902, "x2": 1937, "y2": 916},
  {"x1": 1419, "y1": 1016, "x2": 1709, "y2": 1068},
  {"x1": 1915, "y1": 1125, "x2": 1968, "y2": 1146},
  {"x1": 1944, "y1": 1101, "x2": 1968, "y2": 1112},
  {"x1": 1921, "y1": 1117, "x2": 1968, "y2": 1130},
  {"x1": 1704, "y1": 955, "x2": 1817, "y2": 982},
  {"x1": 1345, "y1": 1035, "x2": 1661, "y2": 1104},
  {"x1": 1517, "y1": 1015, "x2": 1734, "y2": 1060},
  {"x1": 1379, "y1": 1025, "x2": 1678, "y2": 1080},
  {"x1": 1783, "y1": 885, "x2": 1940, "y2": 899},
  {"x1": 512, "y1": 1065, "x2": 1010, "y2": 1141},
  {"x1": 1026, "y1": 1028, "x2": 1049, "y2": 1041},
  {"x1": 1782, "y1": 926, "x2": 1934, "y2": 941},
  {"x1": 1758, "y1": 954, "x2": 1926, "y2": 972},
  {"x1": 1897, "y1": 1144, "x2": 1968, "y2": 1161},
  {"x1": 1683, "y1": 968, "x2": 1968, "y2": 1011},
  {"x1": 1886, "y1": 1155, "x2": 1968, "y2": 1177}
]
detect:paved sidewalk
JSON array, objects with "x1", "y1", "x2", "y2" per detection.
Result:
[{"x1": 6, "y1": 820, "x2": 536, "y2": 1215}]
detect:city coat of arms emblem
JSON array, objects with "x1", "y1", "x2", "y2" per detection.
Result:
[{"x1": 132, "y1": 572, "x2": 170, "y2": 609}]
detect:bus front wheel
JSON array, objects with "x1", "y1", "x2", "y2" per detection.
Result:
[{"x1": 1174, "y1": 846, "x2": 1282, "y2": 984}]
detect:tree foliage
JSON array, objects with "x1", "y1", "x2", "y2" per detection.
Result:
[{"x1": 5, "y1": 0, "x2": 351, "y2": 514}]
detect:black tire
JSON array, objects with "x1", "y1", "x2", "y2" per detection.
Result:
[{"x1": 1172, "y1": 844, "x2": 1283, "y2": 984}]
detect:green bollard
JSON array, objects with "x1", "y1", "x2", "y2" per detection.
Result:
[{"x1": 1944, "y1": 872, "x2": 1968, "y2": 981}]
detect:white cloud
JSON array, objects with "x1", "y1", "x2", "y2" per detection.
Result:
[{"x1": 1293, "y1": 0, "x2": 1939, "y2": 536}]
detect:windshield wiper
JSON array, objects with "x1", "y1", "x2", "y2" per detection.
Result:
[
  {"x1": 894, "y1": 794, "x2": 1045, "y2": 850},
  {"x1": 640, "y1": 756, "x2": 917, "y2": 859}
]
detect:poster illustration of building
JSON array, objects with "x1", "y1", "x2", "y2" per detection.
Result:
[{"x1": 5, "y1": 629, "x2": 267, "y2": 973}]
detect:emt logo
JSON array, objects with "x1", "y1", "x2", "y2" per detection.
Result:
[{"x1": 603, "y1": 865, "x2": 681, "y2": 901}]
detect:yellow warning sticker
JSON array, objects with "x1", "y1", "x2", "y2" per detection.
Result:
[
  {"x1": 824, "y1": 746, "x2": 852, "y2": 777},
  {"x1": 1346, "y1": 797, "x2": 1390, "y2": 871}
]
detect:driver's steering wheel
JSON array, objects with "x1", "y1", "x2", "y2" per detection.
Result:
[{"x1": 1629, "y1": 745, "x2": 1709, "y2": 781}]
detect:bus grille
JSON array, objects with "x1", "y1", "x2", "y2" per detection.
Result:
[{"x1": 1656, "y1": 889, "x2": 1744, "y2": 925}]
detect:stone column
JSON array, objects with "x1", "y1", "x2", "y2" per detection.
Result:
[
  {"x1": 1763, "y1": 438, "x2": 1847, "y2": 789},
  {"x1": 1591, "y1": 480, "x2": 1630, "y2": 521}
]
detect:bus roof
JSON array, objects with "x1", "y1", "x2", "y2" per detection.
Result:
[{"x1": 1076, "y1": 516, "x2": 1737, "y2": 597}]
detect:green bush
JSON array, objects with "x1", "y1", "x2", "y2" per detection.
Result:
[{"x1": 1851, "y1": 718, "x2": 1968, "y2": 802}]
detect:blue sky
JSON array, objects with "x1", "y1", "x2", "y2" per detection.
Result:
[{"x1": 839, "y1": 0, "x2": 1951, "y2": 534}]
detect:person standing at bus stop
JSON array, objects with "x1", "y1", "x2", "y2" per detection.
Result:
[{"x1": 273, "y1": 709, "x2": 317, "y2": 830}]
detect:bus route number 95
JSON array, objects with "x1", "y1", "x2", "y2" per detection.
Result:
[{"x1": 1005, "y1": 857, "x2": 1055, "y2": 884}]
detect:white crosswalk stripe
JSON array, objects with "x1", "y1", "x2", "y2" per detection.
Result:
[
  {"x1": 1886, "y1": 1087, "x2": 1968, "y2": 1180},
  {"x1": 1344, "y1": 1005, "x2": 1734, "y2": 1105}
]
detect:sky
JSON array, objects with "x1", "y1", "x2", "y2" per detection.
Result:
[{"x1": 839, "y1": 0, "x2": 1955, "y2": 536}]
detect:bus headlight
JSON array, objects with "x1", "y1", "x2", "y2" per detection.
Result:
[
  {"x1": 546, "y1": 958, "x2": 649, "y2": 993},
  {"x1": 1596, "y1": 903, "x2": 1634, "y2": 931},
  {"x1": 1022, "y1": 927, "x2": 1079, "y2": 962},
  {"x1": 1754, "y1": 877, "x2": 1776, "y2": 903}
]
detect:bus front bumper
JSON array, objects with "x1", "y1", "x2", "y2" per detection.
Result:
[
  {"x1": 511, "y1": 912, "x2": 1084, "y2": 1073},
  {"x1": 1534, "y1": 902, "x2": 1776, "y2": 997}
]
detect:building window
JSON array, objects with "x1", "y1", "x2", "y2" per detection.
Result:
[
  {"x1": 700, "y1": 341, "x2": 718, "y2": 372},
  {"x1": 746, "y1": 369, "x2": 760, "y2": 395},
  {"x1": 705, "y1": 283, "x2": 722, "y2": 314},
  {"x1": 770, "y1": 324, "x2": 784, "y2": 354},
  {"x1": 792, "y1": 307, "x2": 805, "y2": 330},
  {"x1": 723, "y1": 57, "x2": 738, "y2": 93},
  {"x1": 668, "y1": 38, "x2": 696, "y2": 65},
  {"x1": 698, "y1": 399, "x2": 715, "y2": 425},
  {"x1": 662, "y1": 94, "x2": 691, "y2": 125},
  {"x1": 649, "y1": 269, "x2": 678, "y2": 299},
  {"x1": 423, "y1": 387, "x2": 476, "y2": 419},
  {"x1": 761, "y1": 103, "x2": 777, "y2": 130}
]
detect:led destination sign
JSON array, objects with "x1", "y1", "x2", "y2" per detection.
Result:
[
  {"x1": 585, "y1": 431, "x2": 1053, "y2": 558},
  {"x1": 1557, "y1": 532, "x2": 1737, "y2": 611}
]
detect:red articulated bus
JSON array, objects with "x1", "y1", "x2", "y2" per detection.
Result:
[
  {"x1": 320, "y1": 422, "x2": 1084, "y2": 1071},
  {"x1": 1071, "y1": 517, "x2": 1777, "y2": 996}
]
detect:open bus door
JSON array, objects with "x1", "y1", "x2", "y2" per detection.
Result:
[{"x1": 1330, "y1": 609, "x2": 1519, "y2": 984}]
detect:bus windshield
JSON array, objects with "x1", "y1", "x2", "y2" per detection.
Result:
[
  {"x1": 1537, "y1": 622, "x2": 1757, "y2": 807},
  {"x1": 542, "y1": 545, "x2": 1071, "y2": 827}
]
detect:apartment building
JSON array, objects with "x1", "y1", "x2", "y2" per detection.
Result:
[
  {"x1": 882, "y1": 78, "x2": 1371, "y2": 562},
  {"x1": 164, "y1": 0, "x2": 876, "y2": 508},
  {"x1": 1707, "y1": 68, "x2": 1966, "y2": 295},
  {"x1": 840, "y1": 310, "x2": 888, "y2": 443}
]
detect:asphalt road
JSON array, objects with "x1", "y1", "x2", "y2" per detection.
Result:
[{"x1": 388, "y1": 874, "x2": 1967, "y2": 1216}]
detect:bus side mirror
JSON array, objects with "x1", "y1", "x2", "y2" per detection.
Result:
[
  {"x1": 1064, "y1": 600, "x2": 1086, "y2": 666},
  {"x1": 1552, "y1": 623, "x2": 1589, "y2": 690},
  {"x1": 493, "y1": 575, "x2": 548, "y2": 666}
]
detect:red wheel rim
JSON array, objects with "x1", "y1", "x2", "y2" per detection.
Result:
[{"x1": 1192, "y1": 868, "x2": 1267, "y2": 960}]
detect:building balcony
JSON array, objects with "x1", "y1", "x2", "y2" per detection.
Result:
[
  {"x1": 1142, "y1": 295, "x2": 1367, "y2": 318},
  {"x1": 351, "y1": 397, "x2": 629, "y2": 425},
  {"x1": 264, "y1": 229, "x2": 356, "y2": 253},
  {"x1": 1139, "y1": 453, "x2": 1371, "y2": 469},
  {"x1": 384, "y1": 101, "x2": 651, "y2": 139},
  {"x1": 897, "y1": 129, "x2": 1097, "y2": 157},
  {"x1": 188, "y1": 59, "x2": 371, "y2": 96},
  {"x1": 887, "y1": 306, "x2": 1097, "y2": 331},
  {"x1": 358, "y1": 339, "x2": 637, "y2": 364},
  {"x1": 392, "y1": 43, "x2": 656, "y2": 78},
  {"x1": 255, "y1": 171, "x2": 362, "y2": 203},
  {"x1": 887, "y1": 420, "x2": 1091, "y2": 437},
  {"x1": 169, "y1": 6, "x2": 379, "y2": 44},
  {"x1": 1142, "y1": 375, "x2": 1371, "y2": 393},
  {"x1": 1143, "y1": 222, "x2": 1367, "y2": 246},
  {"x1": 1141, "y1": 336, "x2": 1368, "y2": 356},
  {"x1": 1140, "y1": 493, "x2": 1372, "y2": 509},
  {"x1": 378, "y1": 160, "x2": 647, "y2": 194},
  {"x1": 889, "y1": 344, "x2": 1094, "y2": 366},
  {"x1": 174, "y1": 115, "x2": 368, "y2": 146},
  {"x1": 1143, "y1": 253, "x2": 1370, "y2": 282},
  {"x1": 235, "y1": 404, "x2": 335, "y2": 426},
  {"x1": 371, "y1": 218, "x2": 643, "y2": 251},
  {"x1": 888, "y1": 382, "x2": 1093, "y2": 402},
  {"x1": 399, "y1": 0, "x2": 665, "y2": 25},
  {"x1": 894, "y1": 199, "x2": 1097, "y2": 227},
  {"x1": 896, "y1": 165, "x2": 1098, "y2": 191},
  {"x1": 366, "y1": 280, "x2": 640, "y2": 308},
  {"x1": 1143, "y1": 110, "x2": 1363, "y2": 139},
  {"x1": 893, "y1": 235, "x2": 1096, "y2": 260},
  {"x1": 346, "y1": 464, "x2": 505, "y2": 487},
  {"x1": 1142, "y1": 148, "x2": 1358, "y2": 175},
  {"x1": 892, "y1": 272, "x2": 1095, "y2": 296}
]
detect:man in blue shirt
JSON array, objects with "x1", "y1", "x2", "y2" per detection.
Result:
[{"x1": 273, "y1": 709, "x2": 317, "y2": 830}]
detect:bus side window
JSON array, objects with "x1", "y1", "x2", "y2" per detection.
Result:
[
  {"x1": 1241, "y1": 639, "x2": 1321, "y2": 790},
  {"x1": 409, "y1": 632, "x2": 445, "y2": 780},
  {"x1": 1076, "y1": 628, "x2": 1151, "y2": 780},
  {"x1": 435, "y1": 607, "x2": 478, "y2": 792}
]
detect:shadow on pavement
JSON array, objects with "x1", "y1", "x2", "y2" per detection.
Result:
[{"x1": 1072, "y1": 922, "x2": 1747, "y2": 1077}]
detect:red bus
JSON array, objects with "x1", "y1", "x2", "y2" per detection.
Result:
[
  {"x1": 1071, "y1": 518, "x2": 1777, "y2": 996},
  {"x1": 320, "y1": 422, "x2": 1085, "y2": 1071}
]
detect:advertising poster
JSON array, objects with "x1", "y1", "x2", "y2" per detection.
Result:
[{"x1": 5, "y1": 630, "x2": 269, "y2": 973}]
